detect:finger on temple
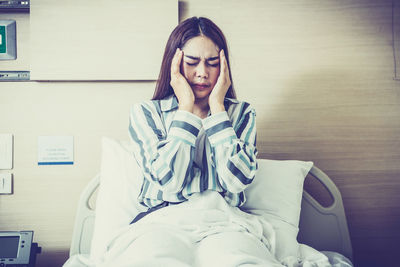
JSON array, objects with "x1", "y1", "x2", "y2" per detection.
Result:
[
  {"x1": 171, "y1": 49, "x2": 180, "y2": 73},
  {"x1": 177, "y1": 49, "x2": 183, "y2": 66},
  {"x1": 220, "y1": 50, "x2": 227, "y2": 72}
]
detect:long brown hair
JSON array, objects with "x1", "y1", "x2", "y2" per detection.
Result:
[{"x1": 152, "y1": 17, "x2": 236, "y2": 100}]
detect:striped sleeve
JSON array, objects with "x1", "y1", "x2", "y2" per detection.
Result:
[
  {"x1": 203, "y1": 105, "x2": 257, "y2": 201},
  {"x1": 129, "y1": 102, "x2": 201, "y2": 194},
  {"x1": 169, "y1": 110, "x2": 202, "y2": 146}
]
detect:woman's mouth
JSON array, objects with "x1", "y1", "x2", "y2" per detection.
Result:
[{"x1": 192, "y1": 83, "x2": 210, "y2": 90}]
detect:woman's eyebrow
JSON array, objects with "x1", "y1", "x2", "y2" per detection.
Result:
[{"x1": 184, "y1": 55, "x2": 220, "y2": 61}]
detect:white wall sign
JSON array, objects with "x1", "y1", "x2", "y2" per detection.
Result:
[{"x1": 38, "y1": 136, "x2": 74, "y2": 165}]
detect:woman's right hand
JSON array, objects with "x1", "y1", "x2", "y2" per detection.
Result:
[{"x1": 170, "y1": 48, "x2": 194, "y2": 112}]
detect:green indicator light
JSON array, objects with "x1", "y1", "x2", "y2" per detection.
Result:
[{"x1": 0, "y1": 26, "x2": 6, "y2": 54}]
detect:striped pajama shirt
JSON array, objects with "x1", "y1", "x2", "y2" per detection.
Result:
[{"x1": 129, "y1": 95, "x2": 258, "y2": 208}]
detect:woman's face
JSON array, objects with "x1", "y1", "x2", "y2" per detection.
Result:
[{"x1": 181, "y1": 36, "x2": 220, "y2": 102}]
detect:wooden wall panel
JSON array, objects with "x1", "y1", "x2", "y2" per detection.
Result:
[
  {"x1": 394, "y1": 0, "x2": 400, "y2": 79},
  {"x1": 183, "y1": 1, "x2": 400, "y2": 266}
]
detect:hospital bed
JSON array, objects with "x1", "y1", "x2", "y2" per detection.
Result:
[{"x1": 64, "y1": 138, "x2": 353, "y2": 266}]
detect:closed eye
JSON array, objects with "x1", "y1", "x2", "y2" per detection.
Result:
[
  {"x1": 185, "y1": 62, "x2": 219, "y2": 67},
  {"x1": 207, "y1": 57, "x2": 220, "y2": 67},
  {"x1": 184, "y1": 54, "x2": 220, "y2": 68},
  {"x1": 207, "y1": 62, "x2": 219, "y2": 67}
]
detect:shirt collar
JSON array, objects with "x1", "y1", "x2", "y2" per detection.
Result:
[
  {"x1": 160, "y1": 94, "x2": 239, "y2": 112},
  {"x1": 160, "y1": 95, "x2": 179, "y2": 111}
]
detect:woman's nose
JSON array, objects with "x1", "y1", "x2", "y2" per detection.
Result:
[{"x1": 195, "y1": 62, "x2": 208, "y2": 78}]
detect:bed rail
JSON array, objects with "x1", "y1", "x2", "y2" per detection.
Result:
[
  {"x1": 69, "y1": 174, "x2": 99, "y2": 256},
  {"x1": 69, "y1": 167, "x2": 353, "y2": 261},
  {"x1": 298, "y1": 166, "x2": 353, "y2": 261}
]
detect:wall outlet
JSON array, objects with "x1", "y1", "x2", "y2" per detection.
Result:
[{"x1": 0, "y1": 173, "x2": 13, "y2": 194}]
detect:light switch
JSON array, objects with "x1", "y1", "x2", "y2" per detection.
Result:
[
  {"x1": 0, "y1": 134, "x2": 13, "y2": 169},
  {"x1": 0, "y1": 173, "x2": 13, "y2": 194}
]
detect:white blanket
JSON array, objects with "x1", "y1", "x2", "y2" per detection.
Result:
[{"x1": 65, "y1": 191, "x2": 333, "y2": 267}]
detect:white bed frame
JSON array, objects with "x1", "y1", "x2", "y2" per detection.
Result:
[{"x1": 69, "y1": 165, "x2": 353, "y2": 262}]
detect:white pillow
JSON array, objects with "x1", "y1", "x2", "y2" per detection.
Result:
[
  {"x1": 242, "y1": 159, "x2": 313, "y2": 261},
  {"x1": 90, "y1": 137, "x2": 146, "y2": 261},
  {"x1": 90, "y1": 139, "x2": 312, "y2": 262}
]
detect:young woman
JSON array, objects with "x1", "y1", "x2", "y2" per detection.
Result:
[
  {"x1": 129, "y1": 16, "x2": 258, "y2": 215},
  {"x1": 111, "y1": 16, "x2": 289, "y2": 267}
]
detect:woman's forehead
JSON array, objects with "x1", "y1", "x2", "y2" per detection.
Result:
[{"x1": 182, "y1": 36, "x2": 219, "y2": 58}]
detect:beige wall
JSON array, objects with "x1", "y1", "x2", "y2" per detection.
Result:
[{"x1": 1, "y1": 1, "x2": 399, "y2": 266}]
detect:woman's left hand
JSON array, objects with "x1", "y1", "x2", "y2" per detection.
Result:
[{"x1": 209, "y1": 49, "x2": 231, "y2": 114}]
